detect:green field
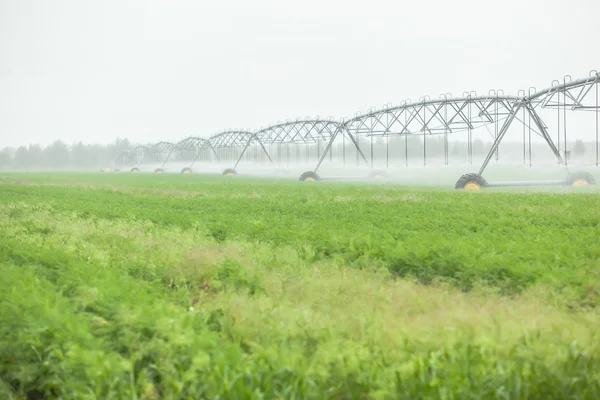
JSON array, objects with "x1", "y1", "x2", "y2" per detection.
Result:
[{"x1": 1, "y1": 172, "x2": 600, "y2": 399}]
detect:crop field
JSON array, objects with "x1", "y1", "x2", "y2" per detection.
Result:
[{"x1": 1, "y1": 172, "x2": 600, "y2": 399}]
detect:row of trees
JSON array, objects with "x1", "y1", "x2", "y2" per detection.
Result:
[
  {"x1": 0, "y1": 139, "x2": 132, "y2": 169},
  {"x1": 0, "y1": 136, "x2": 590, "y2": 169}
]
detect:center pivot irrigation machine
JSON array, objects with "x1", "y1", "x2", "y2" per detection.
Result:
[{"x1": 113, "y1": 71, "x2": 600, "y2": 189}]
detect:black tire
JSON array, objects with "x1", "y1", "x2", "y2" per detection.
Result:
[
  {"x1": 455, "y1": 173, "x2": 488, "y2": 190},
  {"x1": 368, "y1": 170, "x2": 388, "y2": 180},
  {"x1": 181, "y1": 167, "x2": 192, "y2": 174},
  {"x1": 566, "y1": 171, "x2": 596, "y2": 186},
  {"x1": 299, "y1": 171, "x2": 320, "y2": 182},
  {"x1": 154, "y1": 168, "x2": 164, "y2": 174},
  {"x1": 222, "y1": 168, "x2": 237, "y2": 176},
  {"x1": 130, "y1": 167, "x2": 140, "y2": 173}
]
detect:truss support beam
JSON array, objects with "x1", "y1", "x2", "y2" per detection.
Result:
[
  {"x1": 478, "y1": 102, "x2": 523, "y2": 175},
  {"x1": 314, "y1": 127, "x2": 369, "y2": 173},
  {"x1": 233, "y1": 135, "x2": 273, "y2": 169},
  {"x1": 526, "y1": 103, "x2": 565, "y2": 165},
  {"x1": 314, "y1": 127, "x2": 341, "y2": 173}
]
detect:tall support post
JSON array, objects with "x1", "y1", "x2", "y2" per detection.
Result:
[
  {"x1": 563, "y1": 97, "x2": 568, "y2": 166},
  {"x1": 423, "y1": 102, "x2": 427, "y2": 167},
  {"x1": 356, "y1": 130, "x2": 359, "y2": 168},
  {"x1": 444, "y1": 101, "x2": 449, "y2": 166},
  {"x1": 305, "y1": 142, "x2": 309, "y2": 165},
  {"x1": 468, "y1": 99, "x2": 473, "y2": 164},
  {"x1": 527, "y1": 88, "x2": 535, "y2": 168},
  {"x1": 563, "y1": 77, "x2": 569, "y2": 166},
  {"x1": 329, "y1": 138, "x2": 333, "y2": 163},
  {"x1": 557, "y1": 87, "x2": 561, "y2": 164},
  {"x1": 528, "y1": 111, "x2": 532, "y2": 167},
  {"x1": 423, "y1": 133, "x2": 427, "y2": 167},
  {"x1": 386, "y1": 134, "x2": 389, "y2": 169},
  {"x1": 386, "y1": 112, "x2": 390, "y2": 169},
  {"x1": 404, "y1": 135, "x2": 408, "y2": 167},
  {"x1": 522, "y1": 107, "x2": 526, "y2": 165},
  {"x1": 343, "y1": 131, "x2": 346, "y2": 167},
  {"x1": 279, "y1": 143, "x2": 283, "y2": 167},
  {"x1": 596, "y1": 78, "x2": 600, "y2": 167},
  {"x1": 404, "y1": 108, "x2": 408, "y2": 167},
  {"x1": 370, "y1": 134, "x2": 374, "y2": 168},
  {"x1": 478, "y1": 102, "x2": 523, "y2": 175},
  {"x1": 317, "y1": 139, "x2": 321, "y2": 162},
  {"x1": 494, "y1": 95, "x2": 499, "y2": 162}
]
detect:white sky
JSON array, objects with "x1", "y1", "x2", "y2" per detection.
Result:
[{"x1": 1, "y1": 0, "x2": 599, "y2": 148}]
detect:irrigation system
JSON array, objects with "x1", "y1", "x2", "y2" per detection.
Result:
[{"x1": 113, "y1": 71, "x2": 600, "y2": 189}]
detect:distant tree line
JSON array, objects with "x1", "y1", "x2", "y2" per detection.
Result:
[
  {"x1": 0, "y1": 136, "x2": 590, "y2": 170},
  {"x1": 0, "y1": 138, "x2": 132, "y2": 169}
]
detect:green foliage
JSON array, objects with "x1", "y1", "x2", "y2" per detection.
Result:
[{"x1": 1, "y1": 172, "x2": 599, "y2": 398}]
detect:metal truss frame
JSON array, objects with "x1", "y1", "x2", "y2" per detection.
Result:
[
  {"x1": 322, "y1": 95, "x2": 520, "y2": 172},
  {"x1": 172, "y1": 137, "x2": 220, "y2": 168},
  {"x1": 113, "y1": 70, "x2": 599, "y2": 181},
  {"x1": 230, "y1": 120, "x2": 368, "y2": 170}
]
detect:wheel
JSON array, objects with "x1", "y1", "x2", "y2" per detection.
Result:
[
  {"x1": 154, "y1": 168, "x2": 164, "y2": 174},
  {"x1": 181, "y1": 167, "x2": 192, "y2": 174},
  {"x1": 130, "y1": 167, "x2": 140, "y2": 173},
  {"x1": 455, "y1": 173, "x2": 487, "y2": 190},
  {"x1": 299, "y1": 171, "x2": 320, "y2": 182},
  {"x1": 566, "y1": 171, "x2": 596, "y2": 186},
  {"x1": 368, "y1": 170, "x2": 388, "y2": 180},
  {"x1": 222, "y1": 168, "x2": 237, "y2": 176}
]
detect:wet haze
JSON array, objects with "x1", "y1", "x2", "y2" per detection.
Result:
[{"x1": 1, "y1": 0, "x2": 599, "y2": 148}]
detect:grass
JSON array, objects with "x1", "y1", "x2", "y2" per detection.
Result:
[{"x1": 0, "y1": 171, "x2": 599, "y2": 399}]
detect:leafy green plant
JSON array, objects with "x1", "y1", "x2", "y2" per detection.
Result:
[{"x1": 1, "y1": 172, "x2": 600, "y2": 398}]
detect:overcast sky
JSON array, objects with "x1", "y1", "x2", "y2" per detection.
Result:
[{"x1": 1, "y1": 0, "x2": 599, "y2": 148}]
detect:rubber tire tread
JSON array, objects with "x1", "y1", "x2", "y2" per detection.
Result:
[{"x1": 455, "y1": 173, "x2": 488, "y2": 189}]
